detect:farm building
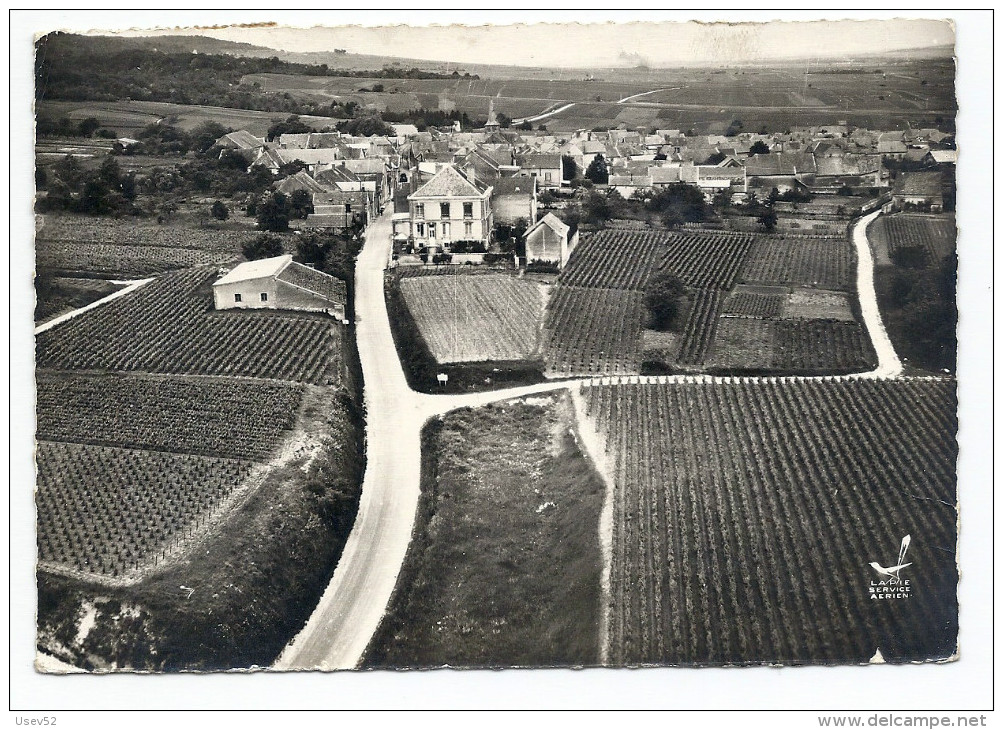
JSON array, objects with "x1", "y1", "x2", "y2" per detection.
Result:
[
  {"x1": 524, "y1": 213, "x2": 578, "y2": 269},
  {"x1": 892, "y1": 171, "x2": 944, "y2": 212},
  {"x1": 516, "y1": 153, "x2": 563, "y2": 188},
  {"x1": 490, "y1": 176, "x2": 538, "y2": 226},
  {"x1": 408, "y1": 165, "x2": 493, "y2": 251},
  {"x1": 212, "y1": 255, "x2": 346, "y2": 319}
]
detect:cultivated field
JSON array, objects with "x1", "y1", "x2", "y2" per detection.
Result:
[
  {"x1": 869, "y1": 214, "x2": 956, "y2": 266},
  {"x1": 35, "y1": 372, "x2": 307, "y2": 579},
  {"x1": 657, "y1": 231, "x2": 757, "y2": 290},
  {"x1": 560, "y1": 231, "x2": 662, "y2": 290},
  {"x1": 35, "y1": 266, "x2": 342, "y2": 384},
  {"x1": 708, "y1": 318, "x2": 874, "y2": 373},
  {"x1": 36, "y1": 372, "x2": 304, "y2": 461},
  {"x1": 37, "y1": 99, "x2": 342, "y2": 137},
  {"x1": 36, "y1": 442, "x2": 256, "y2": 578},
  {"x1": 579, "y1": 378, "x2": 958, "y2": 665},
  {"x1": 366, "y1": 392, "x2": 605, "y2": 667},
  {"x1": 35, "y1": 277, "x2": 124, "y2": 324},
  {"x1": 675, "y1": 289, "x2": 726, "y2": 367},
  {"x1": 543, "y1": 286, "x2": 644, "y2": 376},
  {"x1": 399, "y1": 274, "x2": 544, "y2": 363},
  {"x1": 36, "y1": 240, "x2": 235, "y2": 278},
  {"x1": 740, "y1": 236, "x2": 854, "y2": 290}
]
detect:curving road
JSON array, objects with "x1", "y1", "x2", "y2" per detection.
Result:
[
  {"x1": 852, "y1": 210, "x2": 903, "y2": 378},
  {"x1": 275, "y1": 204, "x2": 905, "y2": 671}
]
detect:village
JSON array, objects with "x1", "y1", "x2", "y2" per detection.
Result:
[{"x1": 208, "y1": 104, "x2": 956, "y2": 277}]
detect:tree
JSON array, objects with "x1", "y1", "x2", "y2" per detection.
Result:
[
  {"x1": 77, "y1": 117, "x2": 101, "y2": 137},
  {"x1": 337, "y1": 115, "x2": 394, "y2": 137},
  {"x1": 646, "y1": 182, "x2": 708, "y2": 223},
  {"x1": 290, "y1": 189, "x2": 314, "y2": 219},
  {"x1": 518, "y1": 120, "x2": 533, "y2": 131},
  {"x1": 256, "y1": 192, "x2": 291, "y2": 232},
  {"x1": 749, "y1": 140, "x2": 771, "y2": 155},
  {"x1": 757, "y1": 210, "x2": 778, "y2": 232},
  {"x1": 496, "y1": 113, "x2": 512, "y2": 129},
  {"x1": 188, "y1": 120, "x2": 230, "y2": 154},
  {"x1": 581, "y1": 190, "x2": 612, "y2": 224},
  {"x1": 644, "y1": 271, "x2": 686, "y2": 331},
  {"x1": 266, "y1": 115, "x2": 313, "y2": 142},
  {"x1": 211, "y1": 200, "x2": 230, "y2": 222},
  {"x1": 585, "y1": 153, "x2": 609, "y2": 185},
  {"x1": 561, "y1": 155, "x2": 579, "y2": 182},
  {"x1": 242, "y1": 233, "x2": 285, "y2": 261}
]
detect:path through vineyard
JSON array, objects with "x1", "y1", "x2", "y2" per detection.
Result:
[{"x1": 275, "y1": 208, "x2": 904, "y2": 670}]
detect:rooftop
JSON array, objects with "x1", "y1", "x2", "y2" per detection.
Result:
[{"x1": 214, "y1": 255, "x2": 292, "y2": 286}]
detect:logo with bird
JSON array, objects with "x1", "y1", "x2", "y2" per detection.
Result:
[{"x1": 870, "y1": 535, "x2": 912, "y2": 583}]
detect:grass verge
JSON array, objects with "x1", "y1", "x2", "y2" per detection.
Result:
[{"x1": 364, "y1": 391, "x2": 605, "y2": 668}]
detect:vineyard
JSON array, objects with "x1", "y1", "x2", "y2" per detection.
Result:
[
  {"x1": 36, "y1": 441, "x2": 256, "y2": 578},
  {"x1": 399, "y1": 275, "x2": 543, "y2": 363},
  {"x1": 656, "y1": 231, "x2": 757, "y2": 290},
  {"x1": 36, "y1": 240, "x2": 235, "y2": 278},
  {"x1": 740, "y1": 236, "x2": 854, "y2": 290},
  {"x1": 675, "y1": 289, "x2": 726, "y2": 367},
  {"x1": 543, "y1": 286, "x2": 644, "y2": 375},
  {"x1": 706, "y1": 318, "x2": 874, "y2": 373},
  {"x1": 37, "y1": 214, "x2": 255, "y2": 253},
  {"x1": 722, "y1": 288, "x2": 786, "y2": 319},
  {"x1": 870, "y1": 214, "x2": 956, "y2": 266},
  {"x1": 36, "y1": 372, "x2": 304, "y2": 462},
  {"x1": 559, "y1": 231, "x2": 663, "y2": 290},
  {"x1": 35, "y1": 266, "x2": 342, "y2": 384},
  {"x1": 579, "y1": 378, "x2": 958, "y2": 665}
]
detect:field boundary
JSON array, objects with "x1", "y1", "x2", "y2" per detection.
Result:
[{"x1": 34, "y1": 277, "x2": 153, "y2": 334}]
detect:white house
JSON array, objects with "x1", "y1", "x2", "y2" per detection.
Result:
[
  {"x1": 407, "y1": 165, "x2": 493, "y2": 250},
  {"x1": 524, "y1": 213, "x2": 578, "y2": 269},
  {"x1": 212, "y1": 255, "x2": 346, "y2": 319}
]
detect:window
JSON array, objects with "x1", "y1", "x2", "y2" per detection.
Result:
[
  {"x1": 416, "y1": 222, "x2": 425, "y2": 237},
  {"x1": 428, "y1": 222, "x2": 437, "y2": 239},
  {"x1": 544, "y1": 172, "x2": 552, "y2": 181},
  {"x1": 440, "y1": 202, "x2": 450, "y2": 219},
  {"x1": 414, "y1": 203, "x2": 424, "y2": 219},
  {"x1": 345, "y1": 204, "x2": 352, "y2": 213},
  {"x1": 234, "y1": 293, "x2": 242, "y2": 303},
  {"x1": 442, "y1": 222, "x2": 450, "y2": 239},
  {"x1": 464, "y1": 221, "x2": 473, "y2": 237},
  {"x1": 463, "y1": 202, "x2": 473, "y2": 219},
  {"x1": 260, "y1": 292, "x2": 268, "y2": 302}
]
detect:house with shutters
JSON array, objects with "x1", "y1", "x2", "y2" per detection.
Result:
[
  {"x1": 212, "y1": 255, "x2": 346, "y2": 319},
  {"x1": 407, "y1": 165, "x2": 493, "y2": 250}
]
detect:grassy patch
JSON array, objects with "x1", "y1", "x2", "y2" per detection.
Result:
[
  {"x1": 34, "y1": 276, "x2": 124, "y2": 324},
  {"x1": 365, "y1": 391, "x2": 605, "y2": 668}
]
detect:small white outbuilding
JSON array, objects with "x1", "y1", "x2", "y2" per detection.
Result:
[{"x1": 212, "y1": 255, "x2": 347, "y2": 320}]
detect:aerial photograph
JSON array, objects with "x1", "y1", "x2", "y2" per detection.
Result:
[{"x1": 29, "y1": 16, "x2": 963, "y2": 680}]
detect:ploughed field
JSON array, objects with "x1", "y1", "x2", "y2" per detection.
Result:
[
  {"x1": 579, "y1": 378, "x2": 958, "y2": 665},
  {"x1": 35, "y1": 372, "x2": 306, "y2": 579},
  {"x1": 399, "y1": 274, "x2": 544, "y2": 363},
  {"x1": 544, "y1": 227, "x2": 871, "y2": 376}
]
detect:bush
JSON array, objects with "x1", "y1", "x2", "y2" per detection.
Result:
[
  {"x1": 432, "y1": 253, "x2": 453, "y2": 264},
  {"x1": 525, "y1": 261, "x2": 559, "y2": 274},
  {"x1": 242, "y1": 233, "x2": 285, "y2": 261},
  {"x1": 644, "y1": 271, "x2": 686, "y2": 331},
  {"x1": 210, "y1": 200, "x2": 229, "y2": 222}
]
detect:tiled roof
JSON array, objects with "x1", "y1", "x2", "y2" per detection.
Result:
[
  {"x1": 746, "y1": 152, "x2": 817, "y2": 177},
  {"x1": 491, "y1": 177, "x2": 536, "y2": 196},
  {"x1": 895, "y1": 171, "x2": 943, "y2": 197},
  {"x1": 277, "y1": 261, "x2": 347, "y2": 304},
  {"x1": 276, "y1": 170, "x2": 328, "y2": 195},
  {"x1": 410, "y1": 165, "x2": 490, "y2": 198},
  {"x1": 218, "y1": 130, "x2": 265, "y2": 149},
  {"x1": 526, "y1": 212, "x2": 569, "y2": 239}
]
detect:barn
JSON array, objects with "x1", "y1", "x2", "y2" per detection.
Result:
[
  {"x1": 524, "y1": 213, "x2": 578, "y2": 269},
  {"x1": 212, "y1": 255, "x2": 347, "y2": 320}
]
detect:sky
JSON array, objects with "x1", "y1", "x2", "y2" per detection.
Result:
[{"x1": 89, "y1": 13, "x2": 954, "y2": 68}]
